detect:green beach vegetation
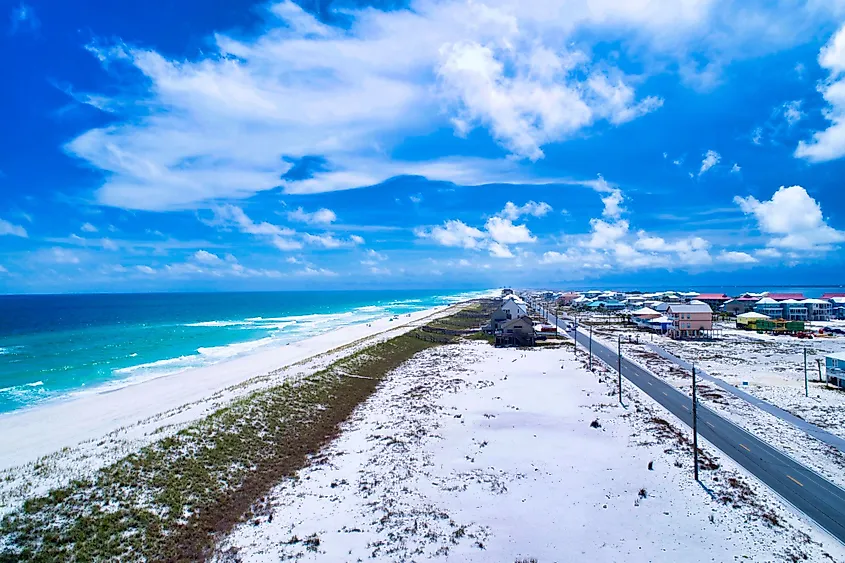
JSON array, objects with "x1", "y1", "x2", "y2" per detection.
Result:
[{"x1": 0, "y1": 301, "x2": 498, "y2": 562}]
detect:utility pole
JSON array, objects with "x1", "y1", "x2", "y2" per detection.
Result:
[
  {"x1": 589, "y1": 325, "x2": 593, "y2": 371},
  {"x1": 692, "y1": 362, "x2": 699, "y2": 482},
  {"x1": 573, "y1": 316, "x2": 578, "y2": 358},
  {"x1": 617, "y1": 335, "x2": 622, "y2": 404},
  {"x1": 804, "y1": 347, "x2": 809, "y2": 397}
]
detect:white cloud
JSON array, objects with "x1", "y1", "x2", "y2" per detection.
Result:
[
  {"x1": 718, "y1": 250, "x2": 758, "y2": 264},
  {"x1": 583, "y1": 219, "x2": 629, "y2": 249},
  {"x1": 415, "y1": 220, "x2": 486, "y2": 249},
  {"x1": 10, "y1": 3, "x2": 39, "y2": 34},
  {"x1": 0, "y1": 265, "x2": 7, "y2": 274},
  {"x1": 48, "y1": 248, "x2": 81, "y2": 264},
  {"x1": 731, "y1": 163, "x2": 741, "y2": 173},
  {"x1": 295, "y1": 267, "x2": 338, "y2": 277},
  {"x1": 81, "y1": 222, "x2": 98, "y2": 233},
  {"x1": 500, "y1": 200, "x2": 552, "y2": 220},
  {"x1": 409, "y1": 194, "x2": 422, "y2": 204},
  {"x1": 484, "y1": 216, "x2": 536, "y2": 245},
  {"x1": 136, "y1": 265, "x2": 155, "y2": 274},
  {"x1": 302, "y1": 233, "x2": 364, "y2": 248},
  {"x1": 698, "y1": 149, "x2": 720, "y2": 176},
  {"x1": 192, "y1": 250, "x2": 223, "y2": 264},
  {"x1": 782, "y1": 100, "x2": 804, "y2": 126},
  {"x1": 0, "y1": 219, "x2": 28, "y2": 238},
  {"x1": 65, "y1": 0, "x2": 810, "y2": 210},
  {"x1": 755, "y1": 247, "x2": 782, "y2": 258},
  {"x1": 751, "y1": 127, "x2": 763, "y2": 145},
  {"x1": 796, "y1": 23, "x2": 845, "y2": 161},
  {"x1": 287, "y1": 207, "x2": 337, "y2": 225},
  {"x1": 734, "y1": 185, "x2": 845, "y2": 250},
  {"x1": 207, "y1": 205, "x2": 301, "y2": 250},
  {"x1": 488, "y1": 242, "x2": 515, "y2": 258}
]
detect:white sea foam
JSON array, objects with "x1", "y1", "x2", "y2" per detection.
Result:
[{"x1": 184, "y1": 320, "x2": 250, "y2": 328}]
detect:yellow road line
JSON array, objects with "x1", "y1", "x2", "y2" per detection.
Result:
[
  {"x1": 787, "y1": 475, "x2": 804, "y2": 487},
  {"x1": 740, "y1": 444, "x2": 751, "y2": 452}
]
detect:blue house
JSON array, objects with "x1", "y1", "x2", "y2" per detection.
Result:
[
  {"x1": 587, "y1": 300, "x2": 626, "y2": 311},
  {"x1": 826, "y1": 352, "x2": 845, "y2": 389}
]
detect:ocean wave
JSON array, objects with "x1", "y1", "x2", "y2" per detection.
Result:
[
  {"x1": 184, "y1": 320, "x2": 252, "y2": 327},
  {"x1": 197, "y1": 337, "x2": 277, "y2": 359},
  {"x1": 0, "y1": 380, "x2": 46, "y2": 396},
  {"x1": 355, "y1": 305, "x2": 384, "y2": 313}
]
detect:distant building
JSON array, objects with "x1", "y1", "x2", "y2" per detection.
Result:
[
  {"x1": 495, "y1": 315, "x2": 536, "y2": 347},
  {"x1": 693, "y1": 293, "x2": 731, "y2": 310},
  {"x1": 766, "y1": 292, "x2": 807, "y2": 301},
  {"x1": 755, "y1": 297, "x2": 785, "y2": 318},
  {"x1": 821, "y1": 292, "x2": 845, "y2": 299},
  {"x1": 501, "y1": 295, "x2": 528, "y2": 319},
  {"x1": 501, "y1": 288, "x2": 514, "y2": 296},
  {"x1": 802, "y1": 299, "x2": 832, "y2": 321},
  {"x1": 586, "y1": 300, "x2": 626, "y2": 311},
  {"x1": 666, "y1": 302, "x2": 714, "y2": 339},
  {"x1": 556, "y1": 292, "x2": 579, "y2": 306},
  {"x1": 754, "y1": 298, "x2": 831, "y2": 321},
  {"x1": 724, "y1": 296, "x2": 761, "y2": 315},
  {"x1": 825, "y1": 352, "x2": 845, "y2": 389},
  {"x1": 831, "y1": 297, "x2": 845, "y2": 320}
]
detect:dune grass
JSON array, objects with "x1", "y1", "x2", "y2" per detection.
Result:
[{"x1": 0, "y1": 317, "x2": 465, "y2": 562}]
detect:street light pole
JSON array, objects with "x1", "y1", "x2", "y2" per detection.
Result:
[
  {"x1": 617, "y1": 335, "x2": 622, "y2": 404},
  {"x1": 804, "y1": 347, "x2": 809, "y2": 397},
  {"x1": 692, "y1": 362, "x2": 699, "y2": 482}
]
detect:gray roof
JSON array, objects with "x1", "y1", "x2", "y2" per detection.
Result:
[{"x1": 667, "y1": 303, "x2": 712, "y2": 313}]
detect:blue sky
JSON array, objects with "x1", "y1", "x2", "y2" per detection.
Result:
[{"x1": 2, "y1": 0, "x2": 845, "y2": 293}]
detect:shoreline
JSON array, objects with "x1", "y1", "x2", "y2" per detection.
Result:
[{"x1": 0, "y1": 303, "x2": 455, "y2": 471}]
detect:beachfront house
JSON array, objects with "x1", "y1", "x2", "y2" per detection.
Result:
[
  {"x1": 501, "y1": 295, "x2": 528, "y2": 319},
  {"x1": 724, "y1": 296, "x2": 761, "y2": 315},
  {"x1": 495, "y1": 315, "x2": 536, "y2": 347},
  {"x1": 693, "y1": 293, "x2": 731, "y2": 311},
  {"x1": 780, "y1": 299, "x2": 809, "y2": 321},
  {"x1": 556, "y1": 292, "x2": 579, "y2": 306},
  {"x1": 736, "y1": 311, "x2": 770, "y2": 329},
  {"x1": 666, "y1": 302, "x2": 714, "y2": 339},
  {"x1": 831, "y1": 297, "x2": 845, "y2": 320},
  {"x1": 824, "y1": 352, "x2": 845, "y2": 389},
  {"x1": 754, "y1": 297, "x2": 785, "y2": 318},
  {"x1": 802, "y1": 299, "x2": 832, "y2": 322}
]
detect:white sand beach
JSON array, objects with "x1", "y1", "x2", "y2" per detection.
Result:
[
  {"x1": 214, "y1": 340, "x2": 845, "y2": 562},
  {"x1": 0, "y1": 304, "x2": 453, "y2": 473}
]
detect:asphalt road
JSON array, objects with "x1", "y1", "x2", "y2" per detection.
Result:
[{"x1": 537, "y1": 304, "x2": 845, "y2": 544}]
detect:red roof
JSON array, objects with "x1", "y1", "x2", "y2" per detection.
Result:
[
  {"x1": 734, "y1": 296, "x2": 760, "y2": 301},
  {"x1": 768, "y1": 293, "x2": 806, "y2": 300},
  {"x1": 694, "y1": 293, "x2": 729, "y2": 300},
  {"x1": 822, "y1": 292, "x2": 845, "y2": 299}
]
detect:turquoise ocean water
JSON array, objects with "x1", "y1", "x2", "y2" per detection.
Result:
[{"x1": 0, "y1": 289, "x2": 492, "y2": 414}]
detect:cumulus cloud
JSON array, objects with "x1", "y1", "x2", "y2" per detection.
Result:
[
  {"x1": 415, "y1": 220, "x2": 486, "y2": 249},
  {"x1": 731, "y1": 163, "x2": 741, "y2": 173},
  {"x1": 718, "y1": 250, "x2": 758, "y2": 264},
  {"x1": 81, "y1": 222, "x2": 98, "y2": 233},
  {"x1": 698, "y1": 150, "x2": 720, "y2": 176},
  {"x1": 796, "y1": 23, "x2": 845, "y2": 161},
  {"x1": 64, "y1": 0, "x2": 817, "y2": 211},
  {"x1": 287, "y1": 207, "x2": 337, "y2": 225},
  {"x1": 484, "y1": 217, "x2": 536, "y2": 245},
  {"x1": 734, "y1": 185, "x2": 845, "y2": 250},
  {"x1": 500, "y1": 201, "x2": 552, "y2": 220},
  {"x1": 192, "y1": 250, "x2": 223, "y2": 264},
  {"x1": 0, "y1": 218, "x2": 28, "y2": 238}
]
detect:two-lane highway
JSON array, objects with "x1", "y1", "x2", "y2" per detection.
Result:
[{"x1": 536, "y1": 303, "x2": 845, "y2": 544}]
